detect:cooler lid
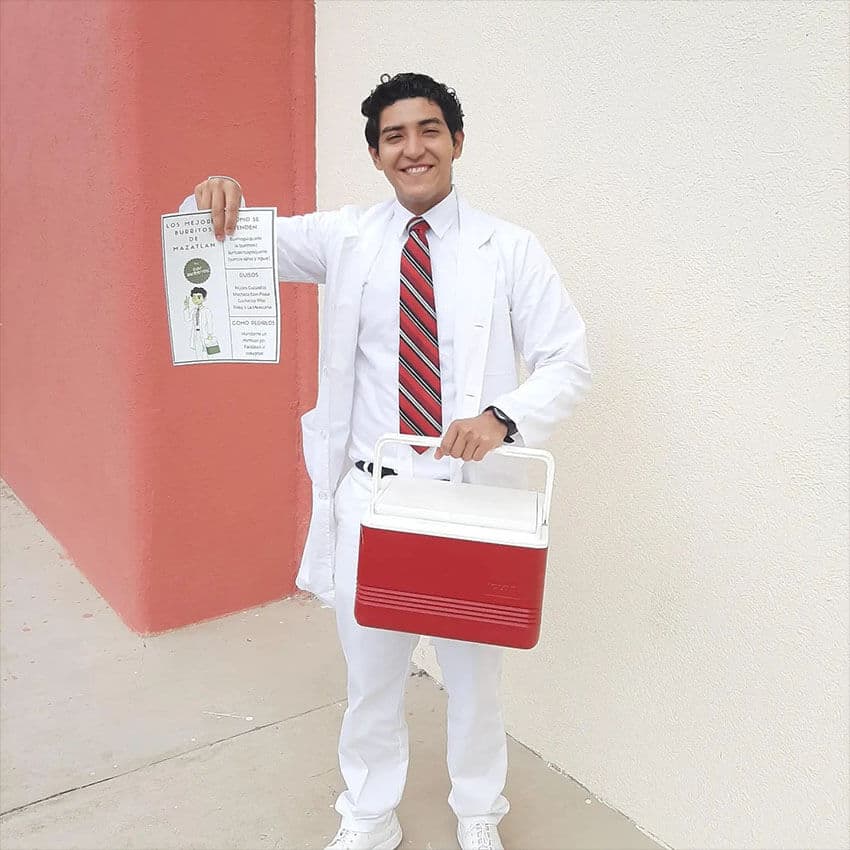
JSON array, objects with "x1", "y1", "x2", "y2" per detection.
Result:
[{"x1": 373, "y1": 478, "x2": 540, "y2": 534}]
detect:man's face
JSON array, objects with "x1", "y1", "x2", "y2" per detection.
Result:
[
  {"x1": 369, "y1": 97, "x2": 464, "y2": 215},
  {"x1": 191, "y1": 293, "x2": 205, "y2": 306}
]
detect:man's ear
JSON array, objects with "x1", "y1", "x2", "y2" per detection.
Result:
[
  {"x1": 368, "y1": 145, "x2": 383, "y2": 171},
  {"x1": 452, "y1": 130, "x2": 465, "y2": 161}
]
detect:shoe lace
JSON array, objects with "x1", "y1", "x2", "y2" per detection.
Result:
[
  {"x1": 328, "y1": 828, "x2": 359, "y2": 849},
  {"x1": 469, "y1": 822, "x2": 498, "y2": 848}
]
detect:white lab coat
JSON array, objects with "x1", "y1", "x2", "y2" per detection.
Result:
[
  {"x1": 272, "y1": 195, "x2": 591, "y2": 605},
  {"x1": 183, "y1": 302, "x2": 215, "y2": 358}
]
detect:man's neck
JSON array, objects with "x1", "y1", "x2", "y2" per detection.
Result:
[{"x1": 397, "y1": 186, "x2": 453, "y2": 217}]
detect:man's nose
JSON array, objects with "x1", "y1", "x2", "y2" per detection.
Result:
[{"x1": 403, "y1": 134, "x2": 425, "y2": 159}]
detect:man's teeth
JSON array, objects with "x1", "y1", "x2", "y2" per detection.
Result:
[{"x1": 405, "y1": 166, "x2": 430, "y2": 174}]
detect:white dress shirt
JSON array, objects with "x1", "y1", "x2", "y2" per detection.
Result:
[{"x1": 349, "y1": 188, "x2": 459, "y2": 480}]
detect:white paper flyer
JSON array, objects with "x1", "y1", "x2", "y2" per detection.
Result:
[{"x1": 161, "y1": 207, "x2": 279, "y2": 365}]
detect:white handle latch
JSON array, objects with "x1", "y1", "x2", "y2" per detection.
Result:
[{"x1": 371, "y1": 433, "x2": 556, "y2": 527}]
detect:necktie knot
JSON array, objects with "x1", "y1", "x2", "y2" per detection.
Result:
[{"x1": 407, "y1": 217, "x2": 429, "y2": 238}]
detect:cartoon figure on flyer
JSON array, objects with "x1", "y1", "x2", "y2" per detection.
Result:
[{"x1": 183, "y1": 287, "x2": 219, "y2": 359}]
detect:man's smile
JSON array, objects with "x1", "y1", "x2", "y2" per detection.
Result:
[{"x1": 401, "y1": 165, "x2": 433, "y2": 175}]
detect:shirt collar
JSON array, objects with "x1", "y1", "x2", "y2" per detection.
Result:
[{"x1": 392, "y1": 187, "x2": 458, "y2": 240}]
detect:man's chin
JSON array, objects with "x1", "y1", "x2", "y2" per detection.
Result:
[{"x1": 395, "y1": 186, "x2": 447, "y2": 212}]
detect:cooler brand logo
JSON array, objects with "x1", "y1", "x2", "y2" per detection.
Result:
[{"x1": 487, "y1": 581, "x2": 519, "y2": 597}]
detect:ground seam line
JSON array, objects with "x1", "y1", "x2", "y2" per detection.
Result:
[{"x1": 0, "y1": 696, "x2": 347, "y2": 818}]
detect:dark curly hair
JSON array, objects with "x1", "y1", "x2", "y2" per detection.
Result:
[{"x1": 361, "y1": 73, "x2": 464, "y2": 150}]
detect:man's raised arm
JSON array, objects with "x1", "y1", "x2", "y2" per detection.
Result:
[{"x1": 179, "y1": 176, "x2": 338, "y2": 286}]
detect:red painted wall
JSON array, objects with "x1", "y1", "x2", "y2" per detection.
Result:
[{"x1": 0, "y1": 0, "x2": 317, "y2": 633}]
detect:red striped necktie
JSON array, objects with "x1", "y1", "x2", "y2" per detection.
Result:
[{"x1": 399, "y1": 216, "x2": 442, "y2": 454}]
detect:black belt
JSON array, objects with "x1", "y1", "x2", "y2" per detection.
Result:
[{"x1": 355, "y1": 460, "x2": 397, "y2": 478}]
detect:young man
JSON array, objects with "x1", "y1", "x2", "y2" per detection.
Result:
[
  {"x1": 183, "y1": 73, "x2": 590, "y2": 850},
  {"x1": 182, "y1": 286, "x2": 216, "y2": 359}
]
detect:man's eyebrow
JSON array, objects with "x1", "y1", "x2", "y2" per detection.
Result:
[{"x1": 380, "y1": 118, "x2": 445, "y2": 136}]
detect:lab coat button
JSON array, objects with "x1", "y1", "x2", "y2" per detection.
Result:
[
  {"x1": 318, "y1": 491, "x2": 328, "y2": 501},
  {"x1": 320, "y1": 430, "x2": 328, "y2": 439}
]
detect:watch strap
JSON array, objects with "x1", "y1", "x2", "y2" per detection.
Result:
[{"x1": 485, "y1": 406, "x2": 517, "y2": 442}]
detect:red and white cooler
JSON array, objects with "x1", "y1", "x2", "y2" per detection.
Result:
[{"x1": 355, "y1": 435, "x2": 555, "y2": 649}]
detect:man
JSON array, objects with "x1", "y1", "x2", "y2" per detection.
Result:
[
  {"x1": 183, "y1": 73, "x2": 590, "y2": 850},
  {"x1": 182, "y1": 286, "x2": 217, "y2": 359}
]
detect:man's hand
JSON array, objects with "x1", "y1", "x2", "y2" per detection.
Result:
[
  {"x1": 194, "y1": 176, "x2": 243, "y2": 241},
  {"x1": 435, "y1": 411, "x2": 509, "y2": 461}
]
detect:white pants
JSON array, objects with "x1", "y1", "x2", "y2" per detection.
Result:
[
  {"x1": 189, "y1": 330, "x2": 210, "y2": 360},
  {"x1": 332, "y1": 468, "x2": 510, "y2": 832}
]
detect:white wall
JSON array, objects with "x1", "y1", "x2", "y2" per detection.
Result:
[{"x1": 315, "y1": 2, "x2": 850, "y2": 847}]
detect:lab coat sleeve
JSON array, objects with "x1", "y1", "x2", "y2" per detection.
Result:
[
  {"x1": 489, "y1": 233, "x2": 591, "y2": 447},
  {"x1": 273, "y1": 211, "x2": 342, "y2": 285},
  {"x1": 178, "y1": 192, "x2": 340, "y2": 285}
]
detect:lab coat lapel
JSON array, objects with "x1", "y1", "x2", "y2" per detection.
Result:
[{"x1": 453, "y1": 196, "x2": 496, "y2": 420}]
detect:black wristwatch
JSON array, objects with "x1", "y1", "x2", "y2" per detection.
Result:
[{"x1": 485, "y1": 406, "x2": 518, "y2": 443}]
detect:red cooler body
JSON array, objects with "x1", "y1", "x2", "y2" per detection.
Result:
[{"x1": 355, "y1": 436, "x2": 555, "y2": 649}]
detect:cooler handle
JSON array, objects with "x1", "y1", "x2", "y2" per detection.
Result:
[{"x1": 371, "y1": 434, "x2": 556, "y2": 527}]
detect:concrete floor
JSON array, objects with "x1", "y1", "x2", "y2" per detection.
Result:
[{"x1": 0, "y1": 481, "x2": 664, "y2": 850}]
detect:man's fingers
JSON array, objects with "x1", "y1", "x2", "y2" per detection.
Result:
[
  {"x1": 195, "y1": 182, "x2": 211, "y2": 211},
  {"x1": 435, "y1": 425, "x2": 458, "y2": 460},
  {"x1": 195, "y1": 178, "x2": 242, "y2": 240},
  {"x1": 210, "y1": 185, "x2": 228, "y2": 241},
  {"x1": 224, "y1": 183, "x2": 241, "y2": 235},
  {"x1": 435, "y1": 415, "x2": 504, "y2": 463},
  {"x1": 437, "y1": 422, "x2": 487, "y2": 460},
  {"x1": 461, "y1": 438, "x2": 478, "y2": 462},
  {"x1": 449, "y1": 431, "x2": 470, "y2": 460}
]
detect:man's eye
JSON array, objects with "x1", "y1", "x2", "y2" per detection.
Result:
[{"x1": 387, "y1": 135, "x2": 402, "y2": 142}]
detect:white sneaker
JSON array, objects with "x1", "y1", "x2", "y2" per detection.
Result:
[
  {"x1": 457, "y1": 820, "x2": 505, "y2": 850},
  {"x1": 324, "y1": 811, "x2": 403, "y2": 850}
]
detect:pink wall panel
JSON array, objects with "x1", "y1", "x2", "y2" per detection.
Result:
[{"x1": 0, "y1": 0, "x2": 317, "y2": 633}]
